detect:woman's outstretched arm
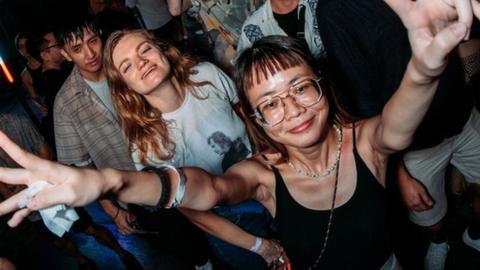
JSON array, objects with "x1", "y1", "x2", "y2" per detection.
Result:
[{"x1": 0, "y1": 131, "x2": 262, "y2": 227}]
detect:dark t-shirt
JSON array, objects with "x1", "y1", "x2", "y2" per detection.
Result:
[
  {"x1": 41, "y1": 66, "x2": 72, "y2": 111},
  {"x1": 316, "y1": 0, "x2": 474, "y2": 150},
  {"x1": 40, "y1": 64, "x2": 72, "y2": 149},
  {"x1": 274, "y1": 6, "x2": 299, "y2": 38}
]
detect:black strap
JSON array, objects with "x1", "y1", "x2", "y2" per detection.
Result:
[
  {"x1": 352, "y1": 122, "x2": 358, "y2": 153},
  {"x1": 143, "y1": 166, "x2": 170, "y2": 208},
  {"x1": 296, "y1": 5, "x2": 306, "y2": 41}
]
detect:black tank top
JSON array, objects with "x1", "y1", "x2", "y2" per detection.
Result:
[{"x1": 273, "y1": 127, "x2": 391, "y2": 269}]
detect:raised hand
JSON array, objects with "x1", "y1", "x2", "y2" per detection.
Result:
[
  {"x1": 0, "y1": 131, "x2": 107, "y2": 227},
  {"x1": 385, "y1": 0, "x2": 480, "y2": 79}
]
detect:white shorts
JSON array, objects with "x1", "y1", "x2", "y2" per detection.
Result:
[{"x1": 404, "y1": 108, "x2": 480, "y2": 227}]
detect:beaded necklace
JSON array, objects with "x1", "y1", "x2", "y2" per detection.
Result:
[{"x1": 287, "y1": 125, "x2": 343, "y2": 179}]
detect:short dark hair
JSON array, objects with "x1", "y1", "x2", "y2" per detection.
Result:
[{"x1": 56, "y1": 13, "x2": 101, "y2": 48}]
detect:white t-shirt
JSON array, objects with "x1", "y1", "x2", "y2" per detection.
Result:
[
  {"x1": 84, "y1": 77, "x2": 116, "y2": 115},
  {"x1": 132, "y1": 62, "x2": 252, "y2": 174}
]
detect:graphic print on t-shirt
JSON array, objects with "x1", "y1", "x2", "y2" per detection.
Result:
[{"x1": 207, "y1": 131, "x2": 251, "y2": 171}]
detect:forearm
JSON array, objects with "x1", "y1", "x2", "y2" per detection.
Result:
[
  {"x1": 106, "y1": 169, "x2": 162, "y2": 206},
  {"x1": 167, "y1": 0, "x2": 191, "y2": 16},
  {"x1": 180, "y1": 208, "x2": 257, "y2": 250},
  {"x1": 378, "y1": 59, "x2": 439, "y2": 151}
]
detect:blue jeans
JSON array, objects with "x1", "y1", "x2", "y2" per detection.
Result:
[{"x1": 207, "y1": 200, "x2": 274, "y2": 270}]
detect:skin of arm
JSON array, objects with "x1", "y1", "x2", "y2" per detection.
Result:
[
  {"x1": 359, "y1": 0, "x2": 478, "y2": 156},
  {"x1": 166, "y1": 0, "x2": 191, "y2": 16},
  {"x1": 20, "y1": 69, "x2": 39, "y2": 101},
  {"x1": 179, "y1": 208, "x2": 283, "y2": 262}
]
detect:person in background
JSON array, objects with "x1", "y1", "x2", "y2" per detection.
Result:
[
  {"x1": 26, "y1": 31, "x2": 72, "y2": 151},
  {"x1": 14, "y1": 32, "x2": 47, "y2": 122},
  {"x1": 236, "y1": 0, "x2": 324, "y2": 60},
  {"x1": 125, "y1": 0, "x2": 191, "y2": 47}
]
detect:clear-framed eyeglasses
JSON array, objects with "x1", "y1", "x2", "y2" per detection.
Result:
[{"x1": 252, "y1": 78, "x2": 323, "y2": 126}]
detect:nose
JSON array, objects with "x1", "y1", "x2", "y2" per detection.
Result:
[
  {"x1": 85, "y1": 45, "x2": 95, "y2": 59},
  {"x1": 136, "y1": 54, "x2": 148, "y2": 70},
  {"x1": 283, "y1": 96, "x2": 304, "y2": 121}
]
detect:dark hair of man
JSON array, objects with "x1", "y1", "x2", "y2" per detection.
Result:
[
  {"x1": 232, "y1": 35, "x2": 353, "y2": 157},
  {"x1": 55, "y1": 13, "x2": 101, "y2": 48}
]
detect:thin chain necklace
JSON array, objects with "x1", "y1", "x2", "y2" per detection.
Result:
[
  {"x1": 308, "y1": 140, "x2": 342, "y2": 270},
  {"x1": 287, "y1": 125, "x2": 343, "y2": 179}
]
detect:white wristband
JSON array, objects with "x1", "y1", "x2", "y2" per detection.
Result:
[{"x1": 250, "y1": 237, "x2": 263, "y2": 252}]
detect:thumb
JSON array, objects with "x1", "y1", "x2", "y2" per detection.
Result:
[{"x1": 419, "y1": 189, "x2": 433, "y2": 208}]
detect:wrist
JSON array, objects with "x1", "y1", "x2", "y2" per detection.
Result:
[
  {"x1": 101, "y1": 169, "x2": 124, "y2": 195},
  {"x1": 250, "y1": 237, "x2": 263, "y2": 253},
  {"x1": 407, "y1": 59, "x2": 439, "y2": 86}
]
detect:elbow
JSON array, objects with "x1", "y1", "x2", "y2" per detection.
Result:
[
  {"x1": 382, "y1": 136, "x2": 413, "y2": 153},
  {"x1": 168, "y1": 7, "x2": 181, "y2": 17}
]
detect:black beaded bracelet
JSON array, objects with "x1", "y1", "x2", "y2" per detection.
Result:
[{"x1": 143, "y1": 166, "x2": 170, "y2": 209}]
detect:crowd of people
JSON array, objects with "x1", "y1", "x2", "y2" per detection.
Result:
[{"x1": 0, "y1": 0, "x2": 479, "y2": 269}]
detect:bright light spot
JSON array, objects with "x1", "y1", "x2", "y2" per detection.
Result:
[{"x1": 0, "y1": 55, "x2": 14, "y2": 84}]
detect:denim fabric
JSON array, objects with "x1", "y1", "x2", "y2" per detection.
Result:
[{"x1": 207, "y1": 200, "x2": 275, "y2": 270}]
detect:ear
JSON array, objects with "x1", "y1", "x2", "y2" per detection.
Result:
[{"x1": 60, "y1": 49, "x2": 72, "y2": 62}]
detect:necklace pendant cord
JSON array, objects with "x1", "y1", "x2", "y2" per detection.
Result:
[{"x1": 308, "y1": 127, "x2": 342, "y2": 270}]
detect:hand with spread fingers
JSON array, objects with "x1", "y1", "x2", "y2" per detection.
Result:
[
  {"x1": 386, "y1": 0, "x2": 480, "y2": 79},
  {"x1": 0, "y1": 131, "x2": 108, "y2": 227}
]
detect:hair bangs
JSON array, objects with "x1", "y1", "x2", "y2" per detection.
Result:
[{"x1": 245, "y1": 50, "x2": 306, "y2": 92}]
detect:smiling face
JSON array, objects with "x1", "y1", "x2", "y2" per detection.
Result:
[
  {"x1": 112, "y1": 33, "x2": 171, "y2": 96},
  {"x1": 247, "y1": 64, "x2": 329, "y2": 149}
]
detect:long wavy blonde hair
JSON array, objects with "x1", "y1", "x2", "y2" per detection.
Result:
[{"x1": 103, "y1": 29, "x2": 206, "y2": 163}]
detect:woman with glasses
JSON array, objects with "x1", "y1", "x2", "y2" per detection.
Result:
[{"x1": 0, "y1": 0, "x2": 477, "y2": 269}]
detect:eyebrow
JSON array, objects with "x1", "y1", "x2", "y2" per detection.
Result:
[
  {"x1": 117, "y1": 40, "x2": 150, "y2": 70},
  {"x1": 255, "y1": 74, "x2": 304, "y2": 103}
]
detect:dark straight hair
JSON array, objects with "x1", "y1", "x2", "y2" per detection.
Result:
[{"x1": 55, "y1": 13, "x2": 102, "y2": 48}]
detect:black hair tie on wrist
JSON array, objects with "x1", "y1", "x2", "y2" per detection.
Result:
[{"x1": 143, "y1": 166, "x2": 170, "y2": 209}]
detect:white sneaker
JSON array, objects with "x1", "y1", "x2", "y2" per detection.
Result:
[
  {"x1": 195, "y1": 260, "x2": 213, "y2": 270},
  {"x1": 463, "y1": 228, "x2": 480, "y2": 252},
  {"x1": 424, "y1": 242, "x2": 449, "y2": 270}
]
